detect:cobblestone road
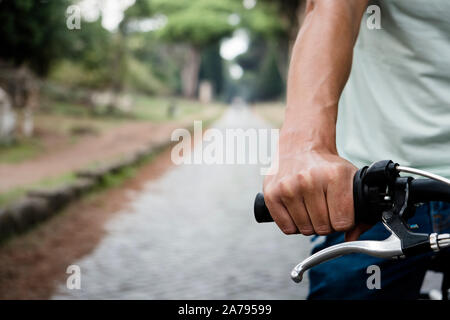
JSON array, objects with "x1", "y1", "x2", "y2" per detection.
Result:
[{"x1": 53, "y1": 107, "x2": 313, "y2": 299}]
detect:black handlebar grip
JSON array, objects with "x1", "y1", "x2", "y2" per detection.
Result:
[
  {"x1": 254, "y1": 192, "x2": 274, "y2": 223},
  {"x1": 409, "y1": 179, "x2": 450, "y2": 203},
  {"x1": 254, "y1": 169, "x2": 361, "y2": 224}
]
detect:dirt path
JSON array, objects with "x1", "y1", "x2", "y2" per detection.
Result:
[
  {"x1": 0, "y1": 147, "x2": 175, "y2": 299},
  {"x1": 0, "y1": 114, "x2": 212, "y2": 193}
]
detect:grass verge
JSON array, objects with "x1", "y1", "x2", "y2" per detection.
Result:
[{"x1": 0, "y1": 138, "x2": 43, "y2": 163}]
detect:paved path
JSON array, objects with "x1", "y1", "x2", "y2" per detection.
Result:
[{"x1": 53, "y1": 107, "x2": 313, "y2": 299}]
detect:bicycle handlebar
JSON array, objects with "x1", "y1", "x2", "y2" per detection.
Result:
[
  {"x1": 254, "y1": 178, "x2": 450, "y2": 224},
  {"x1": 253, "y1": 160, "x2": 450, "y2": 284},
  {"x1": 409, "y1": 179, "x2": 450, "y2": 203}
]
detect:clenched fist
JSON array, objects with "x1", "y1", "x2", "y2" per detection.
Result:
[{"x1": 263, "y1": 150, "x2": 358, "y2": 237}]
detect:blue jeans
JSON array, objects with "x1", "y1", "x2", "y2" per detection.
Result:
[{"x1": 308, "y1": 202, "x2": 450, "y2": 300}]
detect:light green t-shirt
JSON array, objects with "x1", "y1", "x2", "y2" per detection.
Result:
[{"x1": 337, "y1": 0, "x2": 450, "y2": 178}]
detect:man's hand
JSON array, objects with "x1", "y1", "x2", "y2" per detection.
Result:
[{"x1": 264, "y1": 149, "x2": 357, "y2": 236}]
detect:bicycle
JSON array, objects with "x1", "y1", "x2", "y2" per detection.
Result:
[{"x1": 254, "y1": 160, "x2": 450, "y2": 299}]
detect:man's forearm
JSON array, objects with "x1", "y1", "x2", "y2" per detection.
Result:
[
  {"x1": 283, "y1": 0, "x2": 368, "y2": 154},
  {"x1": 264, "y1": 1, "x2": 370, "y2": 238}
]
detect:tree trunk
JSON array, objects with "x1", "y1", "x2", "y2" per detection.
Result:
[
  {"x1": 0, "y1": 87, "x2": 16, "y2": 143},
  {"x1": 181, "y1": 45, "x2": 201, "y2": 99},
  {"x1": 0, "y1": 64, "x2": 39, "y2": 139},
  {"x1": 111, "y1": 33, "x2": 127, "y2": 92}
]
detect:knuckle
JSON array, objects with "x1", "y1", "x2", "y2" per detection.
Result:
[
  {"x1": 327, "y1": 162, "x2": 348, "y2": 181},
  {"x1": 295, "y1": 172, "x2": 304, "y2": 182},
  {"x1": 327, "y1": 164, "x2": 341, "y2": 180},
  {"x1": 296, "y1": 171, "x2": 312, "y2": 191},
  {"x1": 263, "y1": 189, "x2": 278, "y2": 206},
  {"x1": 295, "y1": 172, "x2": 306, "y2": 188},
  {"x1": 279, "y1": 180, "x2": 295, "y2": 200},
  {"x1": 263, "y1": 186, "x2": 275, "y2": 199},
  {"x1": 309, "y1": 166, "x2": 322, "y2": 178}
]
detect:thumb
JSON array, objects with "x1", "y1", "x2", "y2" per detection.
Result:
[{"x1": 345, "y1": 223, "x2": 372, "y2": 242}]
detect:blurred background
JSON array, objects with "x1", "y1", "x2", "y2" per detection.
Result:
[{"x1": 0, "y1": 0, "x2": 313, "y2": 299}]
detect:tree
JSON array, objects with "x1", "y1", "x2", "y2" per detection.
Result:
[
  {"x1": 0, "y1": 0, "x2": 73, "y2": 76},
  {"x1": 199, "y1": 43, "x2": 224, "y2": 97},
  {"x1": 49, "y1": 18, "x2": 115, "y2": 90},
  {"x1": 0, "y1": 0, "x2": 73, "y2": 139},
  {"x1": 151, "y1": 0, "x2": 238, "y2": 98},
  {"x1": 108, "y1": 0, "x2": 154, "y2": 93}
]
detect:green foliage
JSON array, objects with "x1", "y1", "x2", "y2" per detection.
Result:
[
  {"x1": 49, "y1": 59, "x2": 111, "y2": 89},
  {"x1": 260, "y1": 0, "x2": 302, "y2": 21},
  {"x1": 123, "y1": 0, "x2": 153, "y2": 21},
  {"x1": 0, "y1": 0, "x2": 292, "y2": 99},
  {"x1": 151, "y1": 0, "x2": 238, "y2": 47},
  {"x1": 124, "y1": 56, "x2": 168, "y2": 95},
  {"x1": 241, "y1": 2, "x2": 287, "y2": 38},
  {"x1": 0, "y1": 138, "x2": 42, "y2": 164},
  {"x1": 151, "y1": 0, "x2": 286, "y2": 47},
  {"x1": 0, "y1": 0, "x2": 73, "y2": 75},
  {"x1": 65, "y1": 19, "x2": 113, "y2": 71},
  {"x1": 0, "y1": 172, "x2": 77, "y2": 207},
  {"x1": 47, "y1": 18, "x2": 119, "y2": 90},
  {"x1": 100, "y1": 166, "x2": 137, "y2": 189},
  {"x1": 131, "y1": 95, "x2": 211, "y2": 122},
  {"x1": 161, "y1": 11, "x2": 233, "y2": 47},
  {"x1": 127, "y1": 32, "x2": 181, "y2": 94},
  {"x1": 120, "y1": 0, "x2": 153, "y2": 34},
  {"x1": 48, "y1": 8, "x2": 175, "y2": 94}
]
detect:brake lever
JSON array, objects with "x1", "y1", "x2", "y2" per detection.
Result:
[{"x1": 291, "y1": 231, "x2": 402, "y2": 282}]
